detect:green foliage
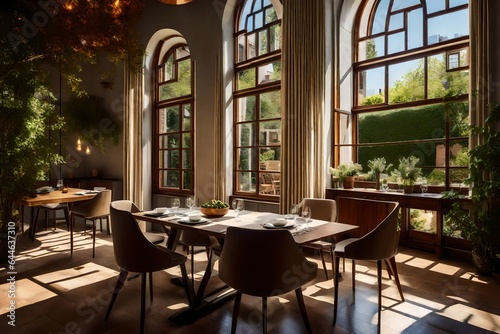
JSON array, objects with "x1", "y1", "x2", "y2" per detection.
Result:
[
  {"x1": 260, "y1": 150, "x2": 275, "y2": 161},
  {"x1": 391, "y1": 156, "x2": 422, "y2": 185},
  {"x1": 360, "y1": 94, "x2": 383, "y2": 106},
  {"x1": 329, "y1": 162, "x2": 363, "y2": 181}
]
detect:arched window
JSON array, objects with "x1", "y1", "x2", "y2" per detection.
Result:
[
  {"x1": 153, "y1": 41, "x2": 194, "y2": 195},
  {"x1": 233, "y1": 0, "x2": 282, "y2": 199},
  {"x1": 336, "y1": 0, "x2": 469, "y2": 190}
]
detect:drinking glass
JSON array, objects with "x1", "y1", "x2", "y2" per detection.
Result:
[
  {"x1": 186, "y1": 196, "x2": 195, "y2": 212},
  {"x1": 381, "y1": 182, "x2": 389, "y2": 192},
  {"x1": 56, "y1": 179, "x2": 64, "y2": 190},
  {"x1": 236, "y1": 199, "x2": 245, "y2": 221},
  {"x1": 420, "y1": 180, "x2": 428, "y2": 195},
  {"x1": 171, "y1": 198, "x2": 180, "y2": 213},
  {"x1": 301, "y1": 205, "x2": 312, "y2": 229},
  {"x1": 290, "y1": 204, "x2": 298, "y2": 220}
]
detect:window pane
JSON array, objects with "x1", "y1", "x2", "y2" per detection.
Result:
[
  {"x1": 427, "y1": 54, "x2": 449, "y2": 99},
  {"x1": 258, "y1": 30, "x2": 268, "y2": 56},
  {"x1": 428, "y1": 9, "x2": 469, "y2": 45},
  {"x1": 407, "y1": 8, "x2": 423, "y2": 49},
  {"x1": 259, "y1": 121, "x2": 281, "y2": 145},
  {"x1": 169, "y1": 150, "x2": 180, "y2": 168},
  {"x1": 392, "y1": 0, "x2": 420, "y2": 11},
  {"x1": 182, "y1": 133, "x2": 191, "y2": 148},
  {"x1": 158, "y1": 59, "x2": 191, "y2": 101},
  {"x1": 163, "y1": 55, "x2": 174, "y2": 81},
  {"x1": 237, "y1": 123, "x2": 257, "y2": 146},
  {"x1": 450, "y1": 0, "x2": 468, "y2": 7},
  {"x1": 247, "y1": 33, "x2": 257, "y2": 59},
  {"x1": 166, "y1": 134, "x2": 180, "y2": 148},
  {"x1": 372, "y1": 0, "x2": 390, "y2": 35},
  {"x1": 388, "y1": 13, "x2": 403, "y2": 31},
  {"x1": 260, "y1": 90, "x2": 281, "y2": 119},
  {"x1": 260, "y1": 147, "x2": 281, "y2": 166},
  {"x1": 259, "y1": 172, "x2": 279, "y2": 195},
  {"x1": 237, "y1": 68, "x2": 256, "y2": 90},
  {"x1": 270, "y1": 24, "x2": 281, "y2": 51},
  {"x1": 236, "y1": 96, "x2": 256, "y2": 121},
  {"x1": 183, "y1": 171, "x2": 192, "y2": 190},
  {"x1": 387, "y1": 31, "x2": 405, "y2": 54},
  {"x1": 426, "y1": 0, "x2": 445, "y2": 14},
  {"x1": 410, "y1": 209, "x2": 437, "y2": 234},
  {"x1": 182, "y1": 149, "x2": 191, "y2": 168},
  {"x1": 161, "y1": 170, "x2": 180, "y2": 188},
  {"x1": 237, "y1": 171, "x2": 256, "y2": 192},
  {"x1": 389, "y1": 59, "x2": 424, "y2": 103},
  {"x1": 182, "y1": 104, "x2": 191, "y2": 131},
  {"x1": 358, "y1": 36, "x2": 385, "y2": 61},
  {"x1": 258, "y1": 61, "x2": 281, "y2": 84},
  {"x1": 237, "y1": 148, "x2": 257, "y2": 170},
  {"x1": 255, "y1": 11, "x2": 263, "y2": 29},
  {"x1": 265, "y1": 7, "x2": 277, "y2": 24},
  {"x1": 358, "y1": 67, "x2": 386, "y2": 106},
  {"x1": 238, "y1": 35, "x2": 246, "y2": 62}
]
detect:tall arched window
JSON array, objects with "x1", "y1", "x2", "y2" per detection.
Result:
[
  {"x1": 233, "y1": 0, "x2": 282, "y2": 199},
  {"x1": 336, "y1": 0, "x2": 469, "y2": 188},
  {"x1": 153, "y1": 41, "x2": 194, "y2": 195}
]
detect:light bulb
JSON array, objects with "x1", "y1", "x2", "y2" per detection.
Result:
[
  {"x1": 85, "y1": 146, "x2": 91, "y2": 155},
  {"x1": 76, "y1": 138, "x2": 82, "y2": 151}
]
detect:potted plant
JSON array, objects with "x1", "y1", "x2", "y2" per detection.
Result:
[
  {"x1": 392, "y1": 156, "x2": 422, "y2": 193},
  {"x1": 329, "y1": 162, "x2": 363, "y2": 189},
  {"x1": 367, "y1": 157, "x2": 392, "y2": 190}
]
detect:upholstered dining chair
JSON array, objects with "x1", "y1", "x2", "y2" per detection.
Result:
[
  {"x1": 30, "y1": 203, "x2": 70, "y2": 242},
  {"x1": 70, "y1": 189, "x2": 112, "y2": 257},
  {"x1": 105, "y1": 201, "x2": 191, "y2": 334},
  {"x1": 298, "y1": 198, "x2": 338, "y2": 279},
  {"x1": 333, "y1": 201, "x2": 404, "y2": 332},
  {"x1": 218, "y1": 227, "x2": 318, "y2": 334}
]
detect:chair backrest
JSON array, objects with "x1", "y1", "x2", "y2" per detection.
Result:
[
  {"x1": 218, "y1": 227, "x2": 318, "y2": 297},
  {"x1": 110, "y1": 199, "x2": 140, "y2": 213},
  {"x1": 336, "y1": 197, "x2": 396, "y2": 237},
  {"x1": 299, "y1": 198, "x2": 337, "y2": 222},
  {"x1": 73, "y1": 190, "x2": 112, "y2": 218},
  {"x1": 344, "y1": 202, "x2": 400, "y2": 261},
  {"x1": 110, "y1": 201, "x2": 186, "y2": 272}
]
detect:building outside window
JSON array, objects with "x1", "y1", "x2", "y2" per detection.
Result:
[
  {"x1": 233, "y1": 0, "x2": 282, "y2": 199},
  {"x1": 154, "y1": 43, "x2": 194, "y2": 195}
]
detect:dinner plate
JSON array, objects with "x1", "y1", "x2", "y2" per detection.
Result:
[
  {"x1": 262, "y1": 222, "x2": 296, "y2": 229},
  {"x1": 144, "y1": 211, "x2": 170, "y2": 217},
  {"x1": 178, "y1": 218, "x2": 209, "y2": 225}
]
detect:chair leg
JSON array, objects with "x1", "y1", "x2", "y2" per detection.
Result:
[
  {"x1": 190, "y1": 246, "x2": 195, "y2": 287},
  {"x1": 44, "y1": 210, "x2": 49, "y2": 230},
  {"x1": 31, "y1": 207, "x2": 41, "y2": 242},
  {"x1": 63, "y1": 206, "x2": 70, "y2": 231},
  {"x1": 352, "y1": 260, "x2": 356, "y2": 300},
  {"x1": 319, "y1": 249, "x2": 329, "y2": 280},
  {"x1": 262, "y1": 296, "x2": 267, "y2": 334},
  {"x1": 106, "y1": 216, "x2": 111, "y2": 235},
  {"x1": 333, "y1": 256, "x2": 341, "y2": 325},
  {"x1": 388, "y1": 256, "x2": 404, "y2": 301},
  {"x1": 140, "y1": 273, "x2": 146, "y2": 334},
  {"x1": 92, "y1": 220, "x2": 96, "y2": 258},
  {"x1": 149, "y1": 272, "x2": 154, "y2": 302},
  {"x1": 295, "y1": 288, "x2": 313, "y2": 334},
  {"x1": 329, "y1": 246, "x2": 336, "y2": 278},
  {"x1": 377, "y1": 260, "x2": 382, "y2": 333},
  {"x1": 231, "y1": 291, "x2": 242, "y2": 334},
  {"x1": 105, "y1": 268, "x2": 129, "y2": 321}
]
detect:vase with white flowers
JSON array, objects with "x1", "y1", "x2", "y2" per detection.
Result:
[
  {"x1": 329, "y1": 162, "x2": 363, "y2": 189},
  {"x1": 367, "y1": 157, "x2": 393, "y2": 190},
  {"x1": 391, "y1": 156, "x2": 422, "y2": 193}
]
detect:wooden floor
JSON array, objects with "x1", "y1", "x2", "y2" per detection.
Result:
[{"x1": 1, "y1": 223, "x2": 499, "y2": 334}]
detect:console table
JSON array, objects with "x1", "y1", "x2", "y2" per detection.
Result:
[{"x1": 326, "y1": 188, "x2": 471, "y2": 258}]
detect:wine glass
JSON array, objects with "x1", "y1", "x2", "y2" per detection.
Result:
[
  {"x1": 56, "y1": 179, "x2": 64, "y2": 190},
  {"x1": 186, "y1": 196, "x2": 195, "y2": 212},
  {"x1": 171, "y1": 198, "x2": 180, "y2": 214},
  {"x1": 381, "y1": 181, "x2": 389, "y2": 192},
  {"x1": 301, "y1": 205, "x2": 312, "y2": 229},
  {"x1": 290, "y1": 204, "x2": 298, "y2": 220},
  {"x1": 232, "y1": 199, "x2": 238, "y2": 218},
  {"x1": 420, "y1": 180, "x2": 428, "y2": 195}
]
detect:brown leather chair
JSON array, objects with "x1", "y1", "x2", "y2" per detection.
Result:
[
  {"x1": 299, "y1": 198, "x2": 338, "y2": 279},
  {"x1": 105, "y1": 201, "x2": 190, "y2": 334},
  {"x1": 70, "y1": 189, "x2": 112, "y2": 257},
  {"x1": 333, "y1": 201, "x2": 404, "y2": 332},
  {"x1": 218, "y1": 227, "x2": 318, "y2": 334}
]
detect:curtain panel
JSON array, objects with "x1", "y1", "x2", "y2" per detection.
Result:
[
  {"x1": 469, "y1": 0, "x2": 491, "y2": 148},
  {"x1": 280, "y1": 0, "x2": 326, "y2": 214},
  {"x1": 123, "y1": 65, "x2": 144, "y2": 208}
]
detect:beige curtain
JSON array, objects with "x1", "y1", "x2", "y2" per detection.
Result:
[
  {"x1": 214, "y1": 52, "x2": 226, "y2": 200},
  {"x1": 123, "y1": 65, "x2": 144, "y2": 208},
  {"x1": 280, "y1": 0, "x2": 325, "y2": 214},
  {"x1": 469, "y1": 0, "x2": 491, "y2": 148}
]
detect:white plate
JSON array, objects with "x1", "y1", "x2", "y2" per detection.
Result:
[
  {"x1": 179, "y1": 218, "x2": 209, "y2": 225},
  {"x1": 262, "y1": 222, "x2": 296, "y2": 229}
]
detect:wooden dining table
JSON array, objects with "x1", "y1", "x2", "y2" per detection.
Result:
[
  {"x1": 18, "y1": 187, "x2": 98, "y2": 252},
  {"x1": 133, "y1": 209, "x2": 359, "y2": 324}
]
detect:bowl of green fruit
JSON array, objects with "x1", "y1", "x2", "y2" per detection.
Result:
[{"x1": 200, "y1": 199, "x2": 230, "y2": 218}]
